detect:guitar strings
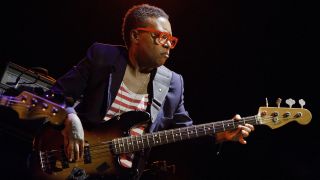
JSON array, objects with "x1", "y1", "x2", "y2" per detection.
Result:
[
  {"x1": 0, "y1": 96, "x2": 63, "y2": 108},
  {"x1": 39, "y1": 116, "x2": 280, "y2": 167}
]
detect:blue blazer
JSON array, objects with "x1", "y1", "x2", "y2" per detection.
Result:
[{"x1": 52, "y1": 43, "x2": 193, "y2": 132}]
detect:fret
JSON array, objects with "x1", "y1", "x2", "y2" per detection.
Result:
[
  {"x1": 126, "y1": 137, "x2": 131, "y2": 152},
  {"x1": 131, "y1": 136, "x2": 136, "y2": 151},
  {"x1": 226, "y1": 121, "x2": 230, "y2": 130},
  {"x1": 114, "y1": 139, "x2": 121, "y2": 153},
  {"x1": 224, "y1": 120, "x2": 233, "y2": 131},
  {"x1": 153, "y1": 134, "x2": 157, "y2": 146},
  {"x1": 178, "y1": 128, "x2": 182, "y2": 140},
  {"x1": 150, "y1": 134, "x2": 155, "y2": 146},
  {"x1": 199, "y1": 125, "x2": 205, "y2": 136},
  {"x1": 117, "y1": 140, "x2": 121, "y2": 154},
  {"x1": 192, "y1": 126, "x2": 196, "y2": 137},
  {"x1": 182, "y1": 127, "x2": 188, "y2": 140},
  {"x1": 120, "y1": 138, "x2": 125, "y2": 153},
  {"x1": 186, "y1": 127, "x2": 190, "y2": 139},
  {"x1": 156, "y1": 133, "x2": 161, "y2": 144},
  {"x1": 188, "y1": 126, "x2": 195, "y2": 138},
  {"x1": 204, "y1": 124, "x2": 207, "y2": 135},
  {"x1": 214, "y1": 122, "x2": 221, "y2": 133},
  {"x1": 208, "y1": 123, "x2": 215, "y2": 134},
  {"x1": 171, "y1": 129, "x2": 175, "y2": 142},
  {"x1": 164, "y1": 130, "x2": 168, "y2": 143},
  {"x1": 155, "y1": 134, "x2": 159, "y2": 144},
  {"x1": 154, "y1": 134, "x2": 158, "y2": 145},
  {"x1": 243, "y1": 118, "x2": 246, "y2": 124},
  {"x1": 139, "y1": 135, "x2": 144, "y2": 149},
  {"x1": 194, "y1": 126, "x2": 197, "y2": 137},
  {"x1": 146, "y1": 134, "x2": 150, "y2": 147},
  {"x1": 173, "y1": 130, "x2": 179, "y2": 140},
  {"x1": 113, "y1": 139, "x2": 118, "y2": 154},
  {"x1": 212, "y1": 123, "x2": 216, "y2": 133},
  {"x1": 135, "y1": 136, "x2": 139, "y2": 150},
  {"x1": 222, "y1": 121, "x2": 225, "y2": 131}
]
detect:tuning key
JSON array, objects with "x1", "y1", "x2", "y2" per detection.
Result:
[
  {"x1": 265, "y1": 98, "x2": 269, "y2": 107},
  {"x1": 276, "y1": 98, "x2": 282, "y2": 108},
  {"x1": 285, "y1": 98, "x2": 296, "y2": 108},
  {"x1": 42, "y1": 103, "x2": 48, "y2": 111},
  {"x1": 31, "y1": 98, "x2": 38, "y2": 107},
  {"x1": 298, "y1": 99, "x2": 306, "y2": 108}
]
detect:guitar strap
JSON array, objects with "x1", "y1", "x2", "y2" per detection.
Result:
[{"x1": 150, "y1": 66, "x2": 172, "y2": 123}]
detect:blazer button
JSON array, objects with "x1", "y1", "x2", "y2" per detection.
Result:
[{"x1": 159, "y1": 88, "x2": 162, "y2": 92}]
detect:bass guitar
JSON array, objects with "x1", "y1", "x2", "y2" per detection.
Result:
[{"x1": 30, "y1": 100, "x2": 312, "y2": 179}]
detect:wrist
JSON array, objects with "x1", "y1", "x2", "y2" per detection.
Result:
[{"x1": 66, "y1": 107, "x2": 76, "y2": 114}]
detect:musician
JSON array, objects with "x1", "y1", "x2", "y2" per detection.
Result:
[{"x1": 51, "y1": 4, "x2": 254, "y2": 179}]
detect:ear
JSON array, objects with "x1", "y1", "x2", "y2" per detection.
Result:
[{"x1": 130, "y1": 29, "x2": 140, "y2": 43}]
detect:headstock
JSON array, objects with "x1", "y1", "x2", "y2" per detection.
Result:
[
  {"x1": 6, "y1": 91, "x2": 67, "y2": 125},
  {"x1": 258, "y1": 98, "x2": 312, "y2": 129}
]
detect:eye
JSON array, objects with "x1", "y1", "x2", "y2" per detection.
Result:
[{"x1": 160, "y1": 33, "x2": 169, "y2": 40}]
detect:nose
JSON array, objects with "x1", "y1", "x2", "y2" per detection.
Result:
[{"x1": 163, "y1": 40, "x2": 172, "y2": 49}]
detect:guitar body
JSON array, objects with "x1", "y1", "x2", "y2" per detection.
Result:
[{"x1": 30, "y1": 111, "x2": 150, "y2": 180}]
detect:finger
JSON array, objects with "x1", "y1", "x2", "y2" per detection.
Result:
[
  {"x1": 79, "y1": 140, "x2": 85, "y2": 160},
  {"x1": 63, "y1": 132, "x2": 69, "y2": 157},
  {"x1": 231, "y1": 130, "x2": 241, "y2": 141},
  {"x1": 246, "y1": 124, "x2": 255, "y2": 131},
  {"x1": 67, "y1": 141, "x2": 74, "y2": 161},
  {"x1": 233, "y1": 114, "x2": 241, "y2": 120},
  {"x1": 238, "y1": 125, "x2": 251, "y2": 133},
  {"x1": 241, "y1": 129, "x2": 249, "y2": 138},
  {"x1": 239, "y1": 137, "x2": 247, "y2": 144},
  {"x1": 74, "y1": 142, "x2": 80, "y2": 161}
]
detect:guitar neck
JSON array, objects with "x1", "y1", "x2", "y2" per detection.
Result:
[
  {"x1": 0, "y1": 91, "x2": 67, "y2": 125},
  {"x1": 112, "y1": 115, "x2": 260, "y2": 154}
]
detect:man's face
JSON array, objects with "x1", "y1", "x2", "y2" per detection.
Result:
[{"x1": 134, "y1": 17, "x2": 174, "y2": 69}]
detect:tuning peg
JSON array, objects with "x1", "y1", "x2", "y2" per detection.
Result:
[
  {"x1": 265, "y1": 98, "x2": 269, "y2": 107},
  {"x1": 298, "y1": 99, "x2": 306, "y2": 108},
  {"x1": 276, "y1": 98, "x2": 282, "y2": 108},
  {"x1": 31, "y1": 98, "x2": 38, "y2": 107},
  {"x1": 285, "y1": 98, "x2": 296, "y2": 108}
]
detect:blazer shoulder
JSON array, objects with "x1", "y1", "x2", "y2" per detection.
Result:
[
  {"x1": 86, "y1": 42, "x2": 127, "y2": 67},
  {"x1": 88, "y1": 42, "x2": 127, "y2": 55}
]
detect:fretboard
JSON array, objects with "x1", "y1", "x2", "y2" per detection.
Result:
[{"x1": 112, "y1": 115, "x2": 260, "y2": 154}]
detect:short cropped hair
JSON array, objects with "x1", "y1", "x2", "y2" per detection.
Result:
[{"x1": 122, "y1": 4, "x2": 169, "y2": 48}]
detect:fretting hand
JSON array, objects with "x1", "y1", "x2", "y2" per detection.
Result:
[{"x1": 215, "y1": 114, "x2": 254, "y2": 144}]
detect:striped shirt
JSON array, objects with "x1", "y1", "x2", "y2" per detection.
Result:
[{"x1": 104, "y1": 82, "x2": 149, "y2": 121}]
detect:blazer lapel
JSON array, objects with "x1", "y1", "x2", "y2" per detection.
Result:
[{"x1": 151, "y1": 66, "x2": 172, "y2": 123}]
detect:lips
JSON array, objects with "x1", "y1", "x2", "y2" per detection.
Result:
[{"x1": 161, "y1": 52, "x2": 170, "y2": 58}]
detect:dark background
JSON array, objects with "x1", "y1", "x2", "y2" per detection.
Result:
[{"x1": 1, "y1": 0, "x2": 318, "y2": 179}]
